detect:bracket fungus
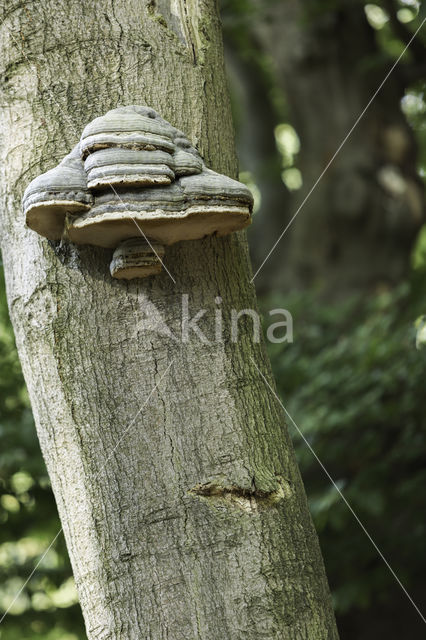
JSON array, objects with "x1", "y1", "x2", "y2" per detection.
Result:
[
  {"x1": 23, "y1": 146, "x2": 93, "y2": 241},
  {"x1": 23, "y1": 106, "x2": 253, "y2": 279}
]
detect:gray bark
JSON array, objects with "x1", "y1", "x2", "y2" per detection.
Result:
[{"x1": 0, "y1": 1, "x2": 338, "y2": 638}]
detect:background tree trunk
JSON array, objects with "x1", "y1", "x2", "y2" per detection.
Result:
[
  {"x1": 0, "y1": 1, "x2": 338, "y2": 638},
  {"x1": 224, "y1": 42, "x2": 290, "y2": 291},
  {"x1": 253, "y1": 0, "x2": 424, "y2": 297}
]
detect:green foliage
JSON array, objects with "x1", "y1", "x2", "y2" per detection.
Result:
[
  {"x1": 0, "y1": 264, "x2": 85, "y2": 640},
  {"x1": 402, "y1": 83, "x2": 426, "y2": 177},
  {"x1": 263, "y1": 274, "x2": 426, "y2": 619}
]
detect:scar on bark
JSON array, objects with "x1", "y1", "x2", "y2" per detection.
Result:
[{"x1": 188, "y1": 476, "x2": 292, "y2": 513}]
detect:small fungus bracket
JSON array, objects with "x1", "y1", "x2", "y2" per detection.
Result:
[{"x1": 22, "y1": 106, "x2": 253, "y2": 280}]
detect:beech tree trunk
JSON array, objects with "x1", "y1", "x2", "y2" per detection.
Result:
[
  {"x1": 253, "y1": 0, "x2": 424, "y2": 297},
  {"x1": 0, "y1": 1, "x2": 338, "y2": 638}
]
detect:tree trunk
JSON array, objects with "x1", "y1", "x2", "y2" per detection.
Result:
[
  {"x1": 0, "y1": 1, "x2": 338, "y2": 638},
  {"x1": 253, "y1": 0, "x2": 424, "y2": 297}
]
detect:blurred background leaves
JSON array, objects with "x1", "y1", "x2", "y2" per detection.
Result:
[{"x1": 1, "y1": 0, "x2": 426, "y2": 637}]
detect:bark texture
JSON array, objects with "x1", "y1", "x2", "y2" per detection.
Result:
[
  {"x1": 253, "y1": 0, "x2": 424, "y2": 297},
  {"x1": 0, "y1": 1, "x2": 338, "y2": 638}
]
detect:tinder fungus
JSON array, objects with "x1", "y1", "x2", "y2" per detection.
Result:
[{"x1": 23, "y1": 106, "x2": 253, "y2": 279}]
